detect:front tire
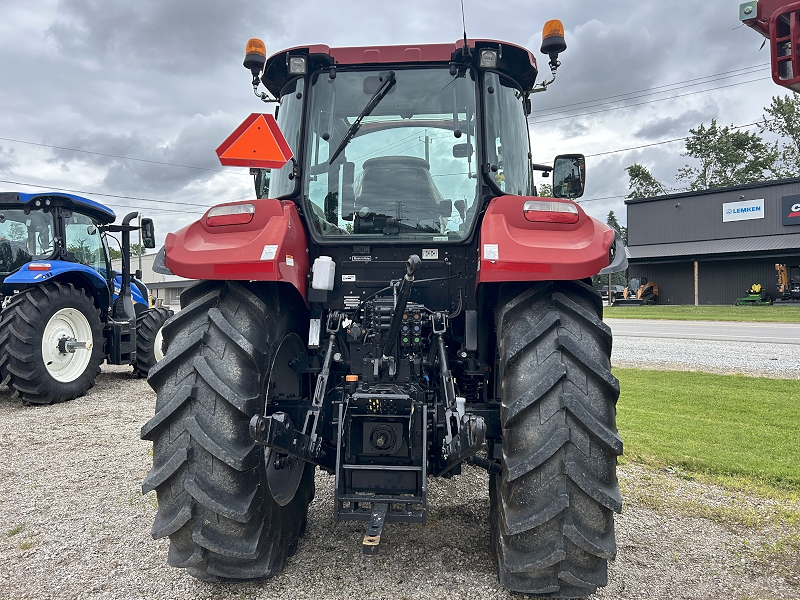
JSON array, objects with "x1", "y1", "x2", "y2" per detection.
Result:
[
  {"x1": 134, "y1": 306, "x2": 174, "y2": 377},
  {"x1": 0, "y1": 281, "x2": 104, "y2": 404},
  {"x1": 491, "y1": 281, "x2": 622, "y2": 598},
  {"x1": 141, "y1": 281, "x2": 314, "y2": 580}
]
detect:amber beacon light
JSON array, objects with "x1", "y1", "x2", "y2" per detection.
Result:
[
  {"x1": 540, "y1": 19, "x2": 566, "y2": 58},
  {"x1": 243, "y1": 38, "x2": 267, "y2": 76}
]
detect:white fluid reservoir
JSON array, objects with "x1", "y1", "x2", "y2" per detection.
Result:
[{"x1": 311, "y1": 256, "x2": 336, "y2": 291}]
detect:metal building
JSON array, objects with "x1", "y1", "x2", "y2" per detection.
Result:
[
  {"x1": 625, "y1": 177, "x2": 800, "y2": 304},
  {"x1": 111, "y1": 253, "x2": 194, "y2": 307}
]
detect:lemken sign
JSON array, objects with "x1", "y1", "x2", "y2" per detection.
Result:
[{"x1": 722, "y1": 198, "x2": 764, "y2": 222}]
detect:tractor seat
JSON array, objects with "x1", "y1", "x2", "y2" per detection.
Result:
[{"x1": 354, "y1": 156, "x2": 444, "y2": 224}]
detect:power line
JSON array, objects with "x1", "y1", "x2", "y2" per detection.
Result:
[
  {"x1": 575, "y1": 194, "x2": 626, "y2": 204},
  {"x1": 530, "y1": 64, "x2": 769, "y2": 117},
  {"x1": 528, "y1": 77, "x2": 770, "y2": 125},
  {"x1": 587, "y1": 119, "x2": 762, "y2": 157},
  {"x1": 0, "y1": 179, "x2": 209, "y2": 215},
  {"x1": 541, "y1": 121, "x2": 766, "y2": 205},
  {"x1": 0, "y1": 136, "x2": 247, "y2": 175},
  {"x1": 534, "y1": 121, "x2": 763, "y2": 164}
]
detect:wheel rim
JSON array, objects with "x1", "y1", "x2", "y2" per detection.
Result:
[
  {"x1": 264, "y1": 333, "x2": 306, "y2": 506},
  {"x1": 153, "y1": 325, "x2": 165, "y2": 362},
  {"x1": 42, "y1": 308, "x2": 93, "y2": 383}
]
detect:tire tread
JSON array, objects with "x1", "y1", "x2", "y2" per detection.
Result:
[{"x1": 492, "y1": 281, "x2": 622, "y2": 598}]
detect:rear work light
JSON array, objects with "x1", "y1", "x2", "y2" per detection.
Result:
[
  {"x1": 523, "y1": 199, "x2": 579, "y2": 224},
  {"x1": 29, "y1": 263, "x2": 51, "y2": 271},
  {"x1": 206, "y1": 203, "x2": 255, "y2": 227},
  {"x1": 288, "y1": 55, "x2": 308, "y2": 75},
  {"x1": 479, "y1": 49, "x2": 499, "y2": 68}
]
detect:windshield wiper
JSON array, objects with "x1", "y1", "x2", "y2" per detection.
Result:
[{"x1": 328, "y1": 71, "x2": 396, "y2": 165}]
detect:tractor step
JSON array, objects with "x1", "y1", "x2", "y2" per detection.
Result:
[{"x1": 362, "y1": 502, "x2": 389, "y2": 555}]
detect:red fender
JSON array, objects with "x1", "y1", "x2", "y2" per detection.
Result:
[
  {"x1": 164, "y1": 199, "x2": 309, "y2": 301},
  {"x1": 477, "y1": 195, "x2": 615, "y2": 283}
]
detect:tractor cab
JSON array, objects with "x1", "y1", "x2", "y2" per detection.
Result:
[
  {"x1": 0, "y1": 192, "x2": 152, "y2": 313},
  {"x1": 260, "y1": 41, "x2": 581, "y2": 243},
  {"x1": 0, "y1": 192, "x2": 115, "y2": 289}
]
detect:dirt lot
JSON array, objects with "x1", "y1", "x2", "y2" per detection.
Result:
[{"x1": 0, "y1": 366, "x2": 798, "y2": 599}]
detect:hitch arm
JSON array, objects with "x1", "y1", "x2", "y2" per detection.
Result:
[
  {"x1": 249, "y1": 412, "x2": 336, "y2": 472},
  {"x1": 302, "y1": 311, "x2": 341, "y2": 456},
  {"x1": 432, "y1": 312, "x2": 487, "y2": 476}
]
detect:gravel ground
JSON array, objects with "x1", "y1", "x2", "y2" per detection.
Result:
[
  {"x1": 612, "y1": 336, "x2": 800, "y2": 379},
  {"x1": 0, "y1": 336, "x2": 798, "y2": 600}
]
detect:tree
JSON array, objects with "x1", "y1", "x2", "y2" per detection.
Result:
[
  {"x1": 108, "y1": 243, "x2": 146, "y2": 261},
  {"x1": 605, "y1": 210, "x2": 627, "y2": 246},
  {"x1": 538, "y1": 182, "x2": 553, "y2": 197},
  {"x1": 760, "y1": 93, "x2": 800, "y2": 178},
  {"x1": 625, "y1": 163, "x2": 667, "y2": 199},
  {"x1": 676, "y1": 119, "x2": 778, "y2": 190},
  {"x1": 592, "y1": 210, "x2": 628, "y2": 289},
  {"x1": 6, "y1": 221, "x2": 26, "y2": 241}
]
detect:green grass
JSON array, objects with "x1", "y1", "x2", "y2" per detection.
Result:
[
  {"x1": 616, "y1": 368, "x2": 800, "y2": 490},
  {"x1": 18, "y1": 538, "x2": 34, "y2": 550},
  {"x1": 603, "y1": 303, "x2": 800, "y2": 323},
  {"x1": 5, "y1": 524, "x2": 23, "y2": 537}
]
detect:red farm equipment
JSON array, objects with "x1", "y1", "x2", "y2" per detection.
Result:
[
  {"x1": 741, "y1": 0, "x2": 800, "y2": 90},
  {"x1": 141, "y1": 22, "x2": 627, "y2": 598}
]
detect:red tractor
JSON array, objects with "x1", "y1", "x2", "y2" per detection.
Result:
[
  {"x1": 740, "y1": 0, "x2": 800, "y2": 90},
  {"x1": 141, "y1": 21, "x2": 627, "y2": 598}
]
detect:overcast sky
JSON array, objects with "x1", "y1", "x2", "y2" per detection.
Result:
[{"x1": 0, "y1": 0, "x2": 783, "y2": 243}]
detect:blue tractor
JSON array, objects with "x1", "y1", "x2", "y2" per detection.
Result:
[{"x1": 0, "y1": 192, "x2": 173, "y2": 404}]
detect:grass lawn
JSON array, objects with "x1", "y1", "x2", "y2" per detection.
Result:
[
  {"x1": 615, "y1": 368, "x2": 800, "y2": 491},
  {"x1": 604, "y1": 303, "x2": 800, "y2": 323}
]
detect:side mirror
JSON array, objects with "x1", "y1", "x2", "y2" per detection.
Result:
[
  {"x1": 252, "y1": 168, "x2": 270, "y2": 199},
  {"x1": 454, "y1": 199, "x2": 466, "y2": 220},
  {"x1": 438, "y1": 199, "x2": 452, "y2": 217},
  {"x1": 552, "y1": 154, "x2": 586, "y2": 200},
  {"x1": 453, "y1": 143, "x2": 473, "y2": 158},
  {"x1": 135, "y1": 269, "x2": 143, "y2": 280},
  {"x1": 140, "y1": 218, "x2": 156, "y2": 249}
]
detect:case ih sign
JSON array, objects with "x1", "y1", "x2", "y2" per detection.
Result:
[{"x1": 783, "y1": 194, "x2": 800, "y2": 226}]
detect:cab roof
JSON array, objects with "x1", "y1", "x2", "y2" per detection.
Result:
[
  {"x1": 262, "y1": 39, "x2": 538, "y2": 96},
  {"x1": 0, "y1": 192, "x2": 116, "y2": 224}
]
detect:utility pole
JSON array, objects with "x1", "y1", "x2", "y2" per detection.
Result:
[{"x1": 424, "y1": 131, "x2": 430, "y2": 164}]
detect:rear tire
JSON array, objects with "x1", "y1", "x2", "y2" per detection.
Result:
[
  {"x1": 141, "y1": 281, "x2": 314, "y2": 580},
  {"x1": 134, "y1": 306, "x2": 174, "y2": 377},
  {"x1": 491, "y1": 280, "x2": 622, "y2": 598},
  {"x1": 0, "y1": 281, "x2": 104, "y2": 404}
]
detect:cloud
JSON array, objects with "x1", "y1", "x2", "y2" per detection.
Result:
[
  {"x1": 0, "y1": 0, "x2": 787, "y2": 241},
  {"x1": 0, "y1": 147, "x2": 17, "y2": 171},
  {"x1": 634, "y1": 110, "x2": 711, "y2": 140},
  {"x1": 47, "y1": 111, "x2": 246, "y2": 195},
  {"x1": 46, "y1": 0, "x2": 287, "y2": 73}
]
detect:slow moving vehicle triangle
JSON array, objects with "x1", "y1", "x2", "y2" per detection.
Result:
[{"x1": 215, "y1": 113, "x2": 293, "y2": 168}]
